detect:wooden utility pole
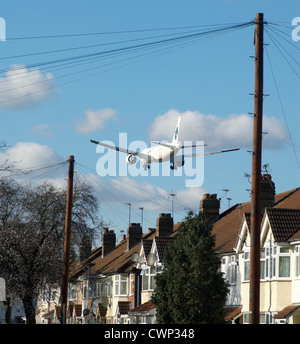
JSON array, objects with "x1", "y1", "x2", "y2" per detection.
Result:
[
  {"x1": 60, "y1": 155, "x2": 75, "y2": 324},
  {"x1": 250, "y1": 13, "x2": 264, "y2": 324}
]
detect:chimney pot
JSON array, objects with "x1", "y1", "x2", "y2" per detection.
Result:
[
  {"x1": 200, "y1": 193, "x2": 220, "y2": 223},
  {"x1": 102, "y1": 228, "x2": 116, "y2": 257},
  {"x1": 156, "y1": 213, "x2": 173, "y2": 237},
  {"x1": 127, "y1": 223, "x2": 142, "y2": 250},
  {"x1": 261, "y1": 174, "x2": 275, "y2": 209}
]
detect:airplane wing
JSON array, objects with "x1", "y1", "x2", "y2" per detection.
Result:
[
  {"x1": 90, "y1": 140, "x2": 151, "y2": 161},
  {"x1": 187, "y1": 147, "x2": 240, "y2": 157}
]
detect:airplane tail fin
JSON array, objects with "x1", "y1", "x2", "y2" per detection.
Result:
[{"x1": 171, "y1": 116, "x2": 181, "y2": 145}]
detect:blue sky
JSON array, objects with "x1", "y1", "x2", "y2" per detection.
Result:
[{"x1": 0, "y1": 1, "x2": 299, "y2": 243}]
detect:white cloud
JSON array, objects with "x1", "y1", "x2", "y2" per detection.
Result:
[
  {"x1": 149, "y1": 109, "x2": 288, "y2": 150},
  {"x1": 75, "y1": 108, "x2": 117, "y2": 135},
  {"x1": 0, "y1": 65, "x2": 54, "y2": 109},
  {"x1": 86, "y1": 174, "x2": 205, "y2": 213},
  {"x1": 0, "y1": 142, "x2": 66, "y2": 186}
]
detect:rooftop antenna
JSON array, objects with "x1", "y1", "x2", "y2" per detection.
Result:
[
  {"x1": 125, "y1": 202, "x2": 131, "y2": 226},
  {"x1": 168, "y1": 191, "x2": 177, "y2": 220},
  {"x1": 226, "y1": 197, "x2": 232, "y2": 208},
  {"x1": 139, "y1": 207, "x2": 144, "y2": 229},
  {"x1": 219, "y1": 189, "x2": 229, "y2": 201},
  {"x1": 244, "y1": 172, "x2": 251, "y2": 184},
  {"x1": 262, "y1": 163, "x2": 269, "y2": 174}
]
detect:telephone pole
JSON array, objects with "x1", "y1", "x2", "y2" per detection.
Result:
[
  {"x1": 60, "y1": 155, "x2": 75, "y2": 324},
  {"x1": 250, "y1": 13, "x2": 264, "y2": 324}
]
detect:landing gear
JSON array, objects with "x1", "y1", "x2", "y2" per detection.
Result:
[
  {"x1": 170, "y1": 159, "x2": 177, "y2": 170},
  {"x1": 143, "y1": 163, "x2": 150, "y2": 171}
]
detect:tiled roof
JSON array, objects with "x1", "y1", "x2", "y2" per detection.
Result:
[
  {"x1": 212, "y1": 202, "x2": 251, "y2": 254},
  {"x1": 154, "y1": 236, "x2": 176, "y2": 261},
  {"x1": 68, "y1": 303, "x2": 82, "y2": 317},
  {"x1": 97, "y1": 303, "x2": 107, "y2": 317},
  {"x1": 118, "y1": 301, "x2": 131, "y2": 315},
  {"x1": 142, "y1": 239, "x2": 153, "y2": 258},
  {"x1": 266, "y1": 208, "x2": 300, "y2": 242},
  {"x1": 129, "y1": 301, "x2": 156, "y2": 313},
  {"x1": 69, "y1": 229, "x2": 158, "y2": 279},
  {"x1": 273, "y1": 188, "x2": 300, "y2": 209},
  {"x1": 212, "y1": 187, "x2": 300, "y2": 254},
  {"x1": 224, "y1": 306, "x2": 242, "y2": 321},
  {"x1": 273, "y1": 304, "x2": 300, "y2": 319}
]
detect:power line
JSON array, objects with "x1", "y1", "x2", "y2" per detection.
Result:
[
  {"x1": 0, "y1": 21, "x2": 254, "y2": 107},
  {"x1": 5, "y1": 22, "x2": 254, "y2": 41},
  {"x1": 265, "y1": 26, "x2": 300, "y2": 79},
  {"x1": 0, "y1": 21, "x2": 254, "y2": 75},
  {"x1": 265, "y1": 45, "x2": 300, "y2": 171}
]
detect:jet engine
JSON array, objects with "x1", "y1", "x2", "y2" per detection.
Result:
[{"x1": 126, "y1": 154, "x2": 137, "y2": 165}]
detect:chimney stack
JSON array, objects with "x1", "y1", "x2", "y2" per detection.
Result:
[
  {"x1": 79, "y1": 235, "x2": 92, "y2": 262},
  {"x1": 199, "y1": 193, "x2": 220, "y2": 223},
  {"x1": 156, "y1": 213, "x2": 174, "y2": 237},
  {"x1": 261, "y1": 174, "x2": 275, "y2": 210},
  {"x1": 127, "y1": 223, "x2": 142, "y2": 250},
  {"x1": 102, "y1": 227, "x2": 116, "y2": 257}
]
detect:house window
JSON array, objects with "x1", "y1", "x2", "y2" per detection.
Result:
[
  {"x1": 243, "y1": 313, "x2": 250, "y2": 324},
  {"x1": 129, "y1": 274, "x2": 134, "y2": 296},
  {"x1": 244, "y1": 250, "x2": 265, "y2": 281},
  {"x1": 296, "y1": 246, "x2": 300, "y2": 277},
  {"x1": 104, "y1": 279, "x2": 112, "y2": 297},
  {"x1": 88, "y1": 279, "x2": 101, "y2": 298},
  {"x1": 228, "y1": 255, "x2": 237, "y2": 284},
  {"x1": 83, "y1": 280, "x2": 87, "y2": 299},
  {"x1": 278, "y1": 247, "x2": 290, "y2": 278},
  {"x1": 265, "y1": 245, "x2": 276, "y2": 279},
  {"x1": 142, "y1": 266, "x2": 156, "y2": 291},
  {"x1": 244, "y1": 251, "x2": 250, "y2": 281},
  {"x1": 115, "y1": 275, "x2": 128, "y2": 296},
  {"x1": 265, "y1": 244, "x2": 290, "y2": 279},
  {"x1": 68, "y1": 283, "x2": 77, "y2": 300}
]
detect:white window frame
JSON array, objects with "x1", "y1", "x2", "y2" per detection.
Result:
[
  {"x1": 278, "y1": 246, "x2": 290, "y2": 278},
  {"x1": 68, "y1": 283, "x2": 77, "y2": 301},
  {"x1": 114, "y1": 275, "x2": 128, "y2": 296},
  {"x1": 264, "y1": 243, "x2": 291, "y2": 280},
  {"x1": 142, "y1": 266, "x2": 156, "y2": 291},
  {"x1": 129, "y1": 274, "x2": 134, "y2": 296},
  {"x1": 296, "y1": 245, "x2": 300, "y2": 278},
  {"x1": 88, "y1": 279, "x2": 101, "y2": 298},
  {"x1": 228, "y1": 255, "x2": 237, "y2": 284},
  {"x1": 244, "y1": 251, "x2": 250, "y2": 281}
]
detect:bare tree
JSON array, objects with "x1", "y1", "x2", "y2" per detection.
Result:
[{"x1": 0, "y1": 178, "x2": 99, "y2": 324}]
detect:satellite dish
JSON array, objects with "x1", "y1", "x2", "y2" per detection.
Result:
[
  {"x1": 138, "y1": 255, "x2": 144, "y2": 264},
  {"x1": 75, "y1": 281, "x2": 81, "y2": 292},
  {"x1": 91, "y1": 299, "x2": 100, "y2": 315},
  {"x1": 0, "y1": 278, "x2": 5, "y2": 301},
  {"x1": 83, "y1": 308, "x2": 90, "y2": 317},
  {"x1": 130, "y1": 253, "x2": 139, "y2": 263},
  {"x1": 147, "y1": 253, "x2": 156, "y2": 266}
]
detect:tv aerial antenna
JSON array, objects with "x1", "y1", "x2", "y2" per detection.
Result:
[{"x1": 168, "y1": 191, "x2": 177, "y2": 220}]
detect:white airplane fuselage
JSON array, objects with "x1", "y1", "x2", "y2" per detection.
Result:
[
  {"x1": 90, "y1": 115, "x2": 240, "y2": 171},
  {"x1": 140, "y1": 145, "x2": 180, "y2": 164}
]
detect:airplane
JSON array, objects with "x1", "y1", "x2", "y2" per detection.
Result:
[{"x1": 90, "y1": 116, "x2": 240, "y2": 171}]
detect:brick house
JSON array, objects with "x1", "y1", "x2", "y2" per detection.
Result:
[{"x1": 37, "y1": 173, "x2": 300, "y2": 324}]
